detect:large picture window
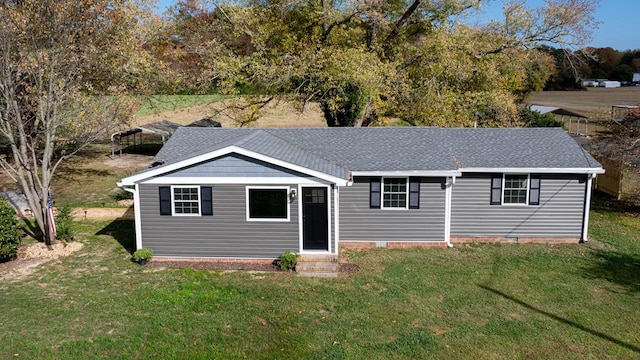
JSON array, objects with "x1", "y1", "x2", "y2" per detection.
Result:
[
  {"x1": 173, "y1": 186, "x2": 200, "y2": 215},
  {"x1": 383, "y1": 178, "x2": 408, "y2": 209},
  {"x1": 247, "y1": 187, "x2": 289, "y2": 221}
]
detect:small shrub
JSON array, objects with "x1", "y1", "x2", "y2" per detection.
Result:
[
  {"x1": 520, "y1": 107, "x2": 565, "y2": 128},
  {"x1": 132, "y1": 247, "x2": 153, "y2": 262},
  {"x1": 278, "y1": 251, "x2": 298, "y2": 271},
  {"x1": 55, "y1": 204, "x2": 75, "y2": 242},
  {"x1": 111, "y1": 188, "x2": 133, "y2": 202},
  {"x1": 0, "y1": 198, "x2": 19, "y2": 261}
]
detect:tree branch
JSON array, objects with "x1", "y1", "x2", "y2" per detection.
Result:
[{"x1": 380, "y1": 0, "x2": 421, "y2": 53}]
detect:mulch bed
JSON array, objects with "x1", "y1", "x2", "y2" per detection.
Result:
[
  {"x1": 147, "y1": 260, "x2": 360, "y2": 274},
  {"x1": 148, "y1": 260, "x2": 279, "y2": 272}
]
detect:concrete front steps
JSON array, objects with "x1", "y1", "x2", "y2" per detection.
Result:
[{"x1": 296, "y1": 254, "x2": 339, "y2": 278}]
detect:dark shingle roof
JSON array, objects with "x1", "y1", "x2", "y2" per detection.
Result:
[{"x1": 141, "y1": 127, "x2": 601, "y2": 181}]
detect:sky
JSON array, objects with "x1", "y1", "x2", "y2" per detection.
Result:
[{"x1": 155, "y1": 0, "x2": 639, "y2": 51}]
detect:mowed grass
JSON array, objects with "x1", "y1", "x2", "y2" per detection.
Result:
[
  {"x1": 1, "y1": 194, "x2": 639, "y2": 359},
  {"x1": 50, "y1": 143, "x2": 152, "y2": 208}
]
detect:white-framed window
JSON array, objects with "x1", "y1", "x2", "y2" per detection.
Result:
[
  {"x1": 502, "y1": 174, "x2": 529, "y2": 205},
  {"x1": 172, "y1": 185, "x2": 201, "y2": 215},
  {"x1": 490, "y1": 174, "x2": 541, "y2": 206},
  {"x1": 246, "y1": 186, "x2": 290, "y2": 221},
  {"x1": 382, "y1": 178, "x2": 408, "y2": 209}
]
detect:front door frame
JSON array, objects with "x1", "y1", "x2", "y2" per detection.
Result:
[{"x1": 298, "y1": 184, "x2": 332, "y2": 253}]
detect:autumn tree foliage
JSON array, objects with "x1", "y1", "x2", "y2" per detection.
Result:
[
  {"x1": 0, "y1": 0, "x2": 158, "y2": 244},
  {"x1": 163, "y1": 0, "x2": 599, "y2": 127}
]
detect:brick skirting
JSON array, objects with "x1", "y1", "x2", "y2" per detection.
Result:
[
  {"x1": 340, "y1": 237, "x2": 581, "y2": 250},
  {"x1": 340, "y1": 241, "x2": 447, "y2": 250},
  {"x1": 152, "y1": 257, "x2": 275, "y2": 264},
  {"x1": 450, "y1": 236, "x2": 581, "y2": 244}
]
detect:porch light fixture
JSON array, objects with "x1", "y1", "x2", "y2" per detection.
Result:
[{"x1": 289, "y1": 189, "x2": 297, "y2": 201}]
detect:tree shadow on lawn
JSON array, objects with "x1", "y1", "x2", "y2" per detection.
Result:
[
  {"x1": 478, "y1": 285, "x2": 640, "y2": 354},
  {"x1": 582, "y1": 249, "x2": 640, "y2": 293},
  {"x1": 96, "y1": 218, "x2": 135, "y2": 254},
  {"x1": 587, "y1": 192, "x2": 640, "y2": 293},
  {"x1": 591, "y1": 191, "x2": 640, "y2": 216}
]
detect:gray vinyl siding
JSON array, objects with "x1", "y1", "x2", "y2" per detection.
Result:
[
  {"x1": 339, "y1": 177, "x2": 446, "y2": 242},
  {"x1": 451, "y1": 173, "x2": 586, "y2": 238},
  {"x1": 164, "y1": 154, "x2": 309, "y2": 178},
  {"x1": 139, "y1": 184, "x2": 299, "y2": 258}
]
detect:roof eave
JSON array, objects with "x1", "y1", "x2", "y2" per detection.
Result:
[
  {"x1": 350, "y1": 170, "x2": 462, "y2": 177},
  {"x1": 460, "y1": 167, "x2": 605, "y2": 174}
]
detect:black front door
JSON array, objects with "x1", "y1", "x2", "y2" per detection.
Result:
[{"x1": 302, "y1": 187, "x2": 329, "y2": 251}]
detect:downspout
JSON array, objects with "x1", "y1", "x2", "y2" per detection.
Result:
[
  {"x1": 334, "y1": 186, "x2": 340, "y2": 255},
  {"x1": 581, "y1": 173, "x2": 594, "y2": 243},
  {"x1": 119, "y1": 183, "x2": 143, "y2": 250},
  {"x1": 444, "y1": 176, "x2": 456, "y2": 248}
]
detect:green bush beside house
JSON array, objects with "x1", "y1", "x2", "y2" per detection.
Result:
[{"x1": 0, "y1": 198, "x2": 20, "y2": 261}]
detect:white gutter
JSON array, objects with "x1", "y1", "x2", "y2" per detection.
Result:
[
  {"x1": 121, "y1": 184, "x2": 143, "y2": 250},
  {"x1": 444, "y1": 176, "x2": 456, "y2": 248},
  {"x1": 582, "y1": 173, "x2": 595, "y2": 242},
  {"x1": 351, "y1": 170, "x2": 461, "y2": 177},
  {"x1": 461, "y1": 167, "x2": 605, "y2": 175}
]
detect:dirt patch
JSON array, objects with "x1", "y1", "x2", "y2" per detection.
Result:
[
  {"x1": 0, "y1": 241, "x2": 83, "y2": 282},
  {"x1": 71, "y1": 207, "x2": 134, "y2": 220},
  {"x1": 20, "y1": 241, "x2": 83, "y2": 260},
  {"x1": 104, "y1": 153, "x2": 153, "y2": 169},
  {"x1": 339, "y1": 262, "x2": 360, "y2": 274}
]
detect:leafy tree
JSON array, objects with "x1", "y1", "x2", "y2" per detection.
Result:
[
  {"x1": 165, "y1": 0, "x2": 598, "y2": 127},
  {"x1": 0, "y1": 0, "x2": 159, "y2": 245},
  {"x1": 598, "y1": 107, "x2": 640, "y2": 166},
  {"x1": 610, "y1": 64, "x2": 633, "y2": 82}
]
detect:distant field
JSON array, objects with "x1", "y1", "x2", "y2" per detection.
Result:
[
  {"x1": 133, "y1": 95, "x2": 326, "y2": 128},
  {"x1": 134, "y1": 95, "x2": 232, "y2": 117},
  {"x1": 134, "y1": 89, "x2": 640, "y2": 130},
  {"x1": 527, "y1": 87, "x2": 640, "y2": 120}
]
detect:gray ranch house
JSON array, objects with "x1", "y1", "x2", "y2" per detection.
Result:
[{"x1": 118, "y1": 127, "x2": 604, "y2": 260}]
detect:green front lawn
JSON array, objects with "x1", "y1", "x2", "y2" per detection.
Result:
[{"x1": 1, "y1": 195, "x2": 639, "y2": 359}]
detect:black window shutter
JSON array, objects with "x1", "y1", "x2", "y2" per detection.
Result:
[
  {"x1": 159, "y1": 186, "x2": 171, "y2": 215},
  {"x1": 529, "y1": 176, "x2": 541, "y2": 205},
  {"x1": 370, "y1": 178, "x2": 381, "y2": 209},
  {"x1": 490, "y1": 175, "x2": 502, "y2": 205},
  {"x1": 201, "y1": 187, "x2": 213, "y2": 215},
  {"x1": 409, "y1": 177, "x2": 420, "y2": 209}
]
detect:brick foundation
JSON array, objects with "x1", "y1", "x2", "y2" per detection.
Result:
[
  {"x1": 450, "y1": 236, "x2": 581, "y2": 244},
  {"x1": 340, "y1": 241, "x2": 447, "y2": 250},
  {"x1": 153, "y1": 257, "x2": 275, "y2": 264}
]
